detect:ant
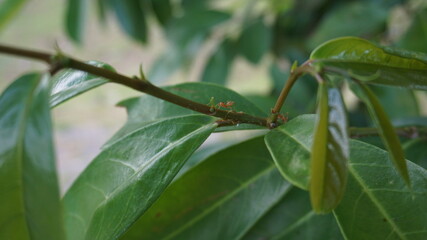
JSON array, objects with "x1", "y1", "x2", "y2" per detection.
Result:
[
  {"x1": 217, "y1": 101, "x2": 235, "y2": 109},
  {"x1": 208, "y1": 97, "x2": 235, "y2": 112}
]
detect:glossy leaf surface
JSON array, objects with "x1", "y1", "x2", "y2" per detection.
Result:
[
  {"x1": 335, "y1": 140, "x2": 427, "y2": 240},
  {"x1": 121, "y1": 137, "x2": 290, "y2": 240},
  {"x1": 242, "y1": 187, "x2": 343, "y2": 240},
  {"x1": 0, "y1": 0, "x2": 27, "y2": 30},
  {"x1": 0, "y1": 73, "x2": 64, "y2": 239},
  {"x1": 265, "y1": 115, "x2": 315, "y2": 189},
  {"x1": 63, "y1": 115, "x2": 217, "y2": 240},
  {"x1": 350, "y1": 82, "x2": 410, "y2": 184},
  {"x1": 105, "y1": 82, "x2": 266, "y2": 148},
  {"x1": 50, "y1": 61, "x2": 115, "y2": 107},
  {"x1": 310, "y1": 37, "x2": 427, "y2": 90},
  {"x1": 310, "y1": 84, "x2": 349, "y2": 213},
  {"x1": 65, "y1": 0, "x2": 87, "y2": 43}
]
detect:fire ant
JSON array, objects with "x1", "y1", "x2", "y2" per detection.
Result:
[
  {"x1": 208, "y1": 97, "x2": 235, "y2": 112},
  {"x1": 217, "y1": 101, "x2": 235, "y2": 109}
]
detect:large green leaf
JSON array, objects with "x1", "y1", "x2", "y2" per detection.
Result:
[
  {"x1": 310, "y1": 84, "x2": 349, "y2": 213},
  {"x1": 310, "y1": 37, "x2": 427, "y2": 90},
  {"x1": 107, "y1": 0, "x2": 148, "y2": 43},
  {"x1": 121, "y1": 137, "x2": 291, "y2": 240},
  {"x1": 242, "y1": 187, "x2": 343, "y2": 240},
  {"x1": 50, "y1": 61, "x2": 115, "y2": 107},
  {"x1": 308, "y1": 2, "x2": 388, "y2": 49},
  {"x1": 63, "y1": 115, "x2": 216, "y2": 240},
  {"x1": 0, "y1": 73, "x2": 64, "y2": 239},
  {"x1": 350, "y1": 82, "x2": 410, "y2": 184},
  {"x1": 265, "y1": 115, "x2": 427, "y2": 239},
  {"x1": 237, "y1": 19, "x2": 272, "y2": 64},
  {"x1": 0, "y1": 0, "x2": 27, "y2": 30},
  {"x1": 334, "y1": 140, "x2": 427, "y2": 240},
  {"x1": 65, "y1": 0, "x2": 87, "y2": 43},
  {"x1": 104, "y1": 82, "x2": 266, "y2": 148}
]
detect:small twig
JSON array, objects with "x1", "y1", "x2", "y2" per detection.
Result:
[
  {"x1": 268, "y1": 60, "x2": 316, "y2": 126},
  {"x1": 0, "y1": 43, "x2": 268, "y2": 128}
]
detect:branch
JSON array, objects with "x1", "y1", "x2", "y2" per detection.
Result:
[
  {"x1": 268, "y1": 61, "x2": 316, "y2": 125},
  {"x1": 0, "y1": 44, "x2": 268, "y2": 127}
]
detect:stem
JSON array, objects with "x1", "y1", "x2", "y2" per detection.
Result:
[
  {"x1": 0, "y1": 44, "x2": 268, "y2": 127},
  {"x1": 269, "y1": 61, "x2": 313, "y2": 125}
]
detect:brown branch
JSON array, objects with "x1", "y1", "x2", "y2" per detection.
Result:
[{"x1": 0, "y1": 44, "x2": 268, "y2": 127}]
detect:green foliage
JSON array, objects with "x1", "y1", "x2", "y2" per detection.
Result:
[
  {"x1": 1, "y1": 1, "x2": 427, "y2": 240},
  {"x1": 50, "y1": 61, "x2": 115, "y2": 107},
  {"x1": 0, "y1": 73, "x2": 64, "y2": 239}
]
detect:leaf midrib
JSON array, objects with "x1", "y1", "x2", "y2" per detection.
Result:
[
  {"x1": 348, "y1": 162, "x2": 407, "y2": 240},
  {"x1": 163, "y1": 163, "x2": 276, "y2": 240},
  {"x1": 84, "y1": 118, "x2": 216, "y2": 237},
  {"x1": 7, "y1": 76, "x2": 40, "y2": 236}
]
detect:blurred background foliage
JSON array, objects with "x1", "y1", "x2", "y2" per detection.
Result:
[{"x1": 0, "y1": 0, "x2": 426, "y2": 191}]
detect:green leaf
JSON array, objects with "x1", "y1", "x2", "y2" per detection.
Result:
[
  {"x1": 121, "y1": 137, "x2": 291, "y2": 240},
  {"x1": 201, "y1": 39, "x2": 235, "y2": 85},
  {"x1": 349, "y1": 82, "x2": 410, "y2": 185},
  {"x1": 150, "y1": 0, "x2": 172, "y2": 26},
  {"x1": 50, "y1": 61, "x2": 115, "y2": 107},
  {"x1": 63, "y1": 115, "x2": 216, "y2": 240},
  {"x1": 0, "y1": 0, "x2": 27, "y2": 31},
  {"x1": 104, "y1": 82, "x2": 266, "y2": 148},
  {"x1": 308, "y1": 2, "x2": 388, "y2": 49},
  {"x1": 0, "y1": 73, "x2": 64, "y2": 239},
  {"x1": 310, "y1": 37, "x2": 427, "y2": 90},
  {"x1": 404, "y1": 138, "x2": 427, "y2": 169},
  {"x1": 242, "y1": 187, "x2": 343, "y2": 240},
  {"x1": 334, "y1": 140, "x2": 427, "y2": 240},
  {"x1": 310, "y1": 84, "x2": 349, "y2": 213},
  {"x1": 264, "y1": 115, "x2": 315, "y2": 189},
  {"x1": 108, "y1": 0, "x2": 148, "y2": 43},
  {"x1": 265, "y1": 115, "x2": 427, "y2": 238},
  {"x1": 65, "y1": 0, "x2": 87, "y2": 43},
  {"x1": 237, "y1": 19, "x2": 272, "y2": 64}
]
